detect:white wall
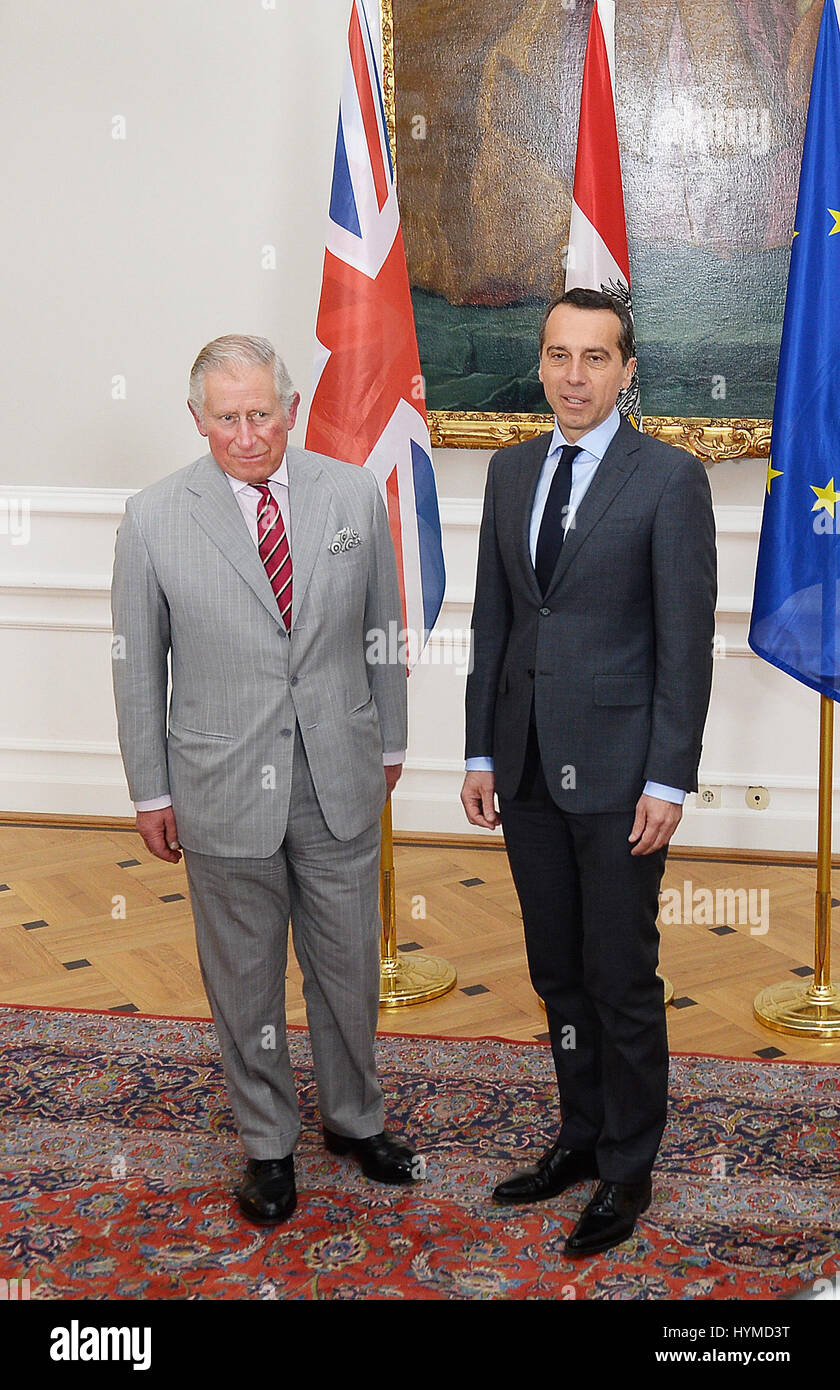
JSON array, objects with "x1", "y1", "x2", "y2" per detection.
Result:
[
  {"x1": 0, "y1": 2, "x2": 832, "y2": 851},
  {"x1": 0, "y1": 0, "x2": 349, "y2": 490}
]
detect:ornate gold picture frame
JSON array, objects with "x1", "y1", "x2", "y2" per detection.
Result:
[{"x1": 422, "y1": 411, "x2": 771, "y2": 460}]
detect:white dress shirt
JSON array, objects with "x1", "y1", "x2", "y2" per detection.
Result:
[
  {"x1": 466, "y1": 410, "x2": 684, "y2": 806},
  {"x1": 136, "y1": 458, "x2": 402, "y2": 812},
  {"x1": 225, "y1": 459, "x2": 292, "y2": 547}
]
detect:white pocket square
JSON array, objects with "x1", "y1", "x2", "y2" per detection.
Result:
[{"x1": 328, "y1": 527, "x2": 362, "y2": 554}]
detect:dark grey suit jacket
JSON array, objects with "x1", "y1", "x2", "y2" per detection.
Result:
[{"x1": 465, "y1": 418, "x2": 717, "y2": 813}]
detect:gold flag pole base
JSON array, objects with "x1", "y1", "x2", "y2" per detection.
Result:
[
  {"x1": 380, "y1": 952, "x2": 458, "y2": 1009},
  {"x1": 378, "y1": 799, "x2": 457, "y2": 1008},
  {"x1": 753, "y1": 980, "x2": 840, "y2": 1039}
]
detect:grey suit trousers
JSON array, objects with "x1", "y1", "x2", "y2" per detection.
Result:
[{"x1": 183, "y1": 725, "x2": 384, "y2": 1159}]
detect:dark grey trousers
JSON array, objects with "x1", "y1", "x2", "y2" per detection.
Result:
[{"x1": 499, "y1": 728, "x2": 669, "y2": 1183}]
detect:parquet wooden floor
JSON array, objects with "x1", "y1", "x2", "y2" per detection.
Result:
[{"x1": 0, "y1": 821, "x2": 839, "y2": 1065}]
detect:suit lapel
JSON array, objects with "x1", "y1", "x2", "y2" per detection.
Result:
[
  {"x1": 186, "y1": 456, "x2": 284, "y2": 626},
  {"x1": 286, "y1": 446, "x2": 331, "y2": 627},
  {"x1": 546, "y1": 418, "x2": 642, "y2": 594}
]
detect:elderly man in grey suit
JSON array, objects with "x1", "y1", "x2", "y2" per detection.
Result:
[
  {"x1": 111, "y1": 334, "x2": 417, "y2": 1225},
  {"x1": 462, "y1": 289, "x2": 717, "y2": 1255}
]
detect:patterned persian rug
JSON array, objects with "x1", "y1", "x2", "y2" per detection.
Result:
[{"x1": 1, "y1": 1005, "x2": 838, "y2": 1301}]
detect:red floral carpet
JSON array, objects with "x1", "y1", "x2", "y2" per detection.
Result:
[{"x1": 1, "y1": 1004, "x2": 839, "y2": 1300}]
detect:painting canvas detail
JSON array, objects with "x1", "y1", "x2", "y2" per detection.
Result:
[{"x1": 383, "y1": 0, "x2": 822, "y2": 452}]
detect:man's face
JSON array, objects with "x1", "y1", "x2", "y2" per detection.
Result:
[
  {"x1": 190, "y1": 364, "x2": 300, "y2": 483},
  {"x1": 538, "y1": 304, "x2": 636, "y2": 442}
]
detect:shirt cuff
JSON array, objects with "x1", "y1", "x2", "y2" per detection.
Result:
[
  {"x1": 643, "y1": 781, "x2": 685, "y2": 805},
  {"x1": 465, "y1": 757, "x2": 494, "y2": 772},
  {"x1": 383, "y1": 750, "x2": 405, "y2": 765},
  {"x1": 135, "y1": 796, "x2": 173, "y2": 812}
]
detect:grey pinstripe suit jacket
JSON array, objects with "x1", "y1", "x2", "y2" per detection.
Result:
[{"x1": 111, "y1": 445, "x2": 407, "y2": 855}]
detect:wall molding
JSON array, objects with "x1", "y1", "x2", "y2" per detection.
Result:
[
  {"x1": 0, "y1": 736, "x2": 829, "y2": 800},
  {"x1": 0, "y1": 485, "x2": 131, "y2": 516},
  {"x1": 0, "y1": 618, "x2": 112, "y2": 633},
  {"x1": 0, "y1": 485, "x2": 765, "y2": 536},
  {"x1": 0, "y1": 475, "x2": 803, "y2": 847},
  {"x1": 0, "y1": 572, "x2": 112, "y2": 595}
]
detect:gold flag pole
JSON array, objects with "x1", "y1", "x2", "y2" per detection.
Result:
[
  {"x1": 754, "y1": 695, "x2": 840, "y2": 1036},
  {"x1": 379, "y1": 799, "x2": 457, "y2": 1007},
  {"x1": 376, "y1": 10, "x2": 454, "y2": 1007}
]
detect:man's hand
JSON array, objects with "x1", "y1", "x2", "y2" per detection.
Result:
[
  {"x1": 384, "y1": 763, "x2": 403, "y2": 797},
  {"x1": 628, "y1": 794, "x2": 682, "y2": 856},
  {"x1": 461, "y1": 771, "x2": 501, "y2": 830},
  {"x1": 136, "y1": 807, "x2": 182, "y2": 863}
]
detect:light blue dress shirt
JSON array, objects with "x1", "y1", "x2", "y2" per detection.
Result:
[{"x1": 467, "y1": 408, "x2": 685, "y2": 806}]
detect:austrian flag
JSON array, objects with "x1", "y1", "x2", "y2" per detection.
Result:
[
  {"x1": 566, "y1": 0, "x2": 641, "y2": 424},
  {"x1": 305, "y1": 0, "x2": 445, "y2": 670}
]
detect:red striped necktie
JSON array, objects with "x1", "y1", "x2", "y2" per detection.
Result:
[{"x1": 254, "y1": 483, "x2": 292, "y2": 632}]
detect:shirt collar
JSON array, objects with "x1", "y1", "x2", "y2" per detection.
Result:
[
  {"x1": 547, "y1": 407, "x2": 621, "y2": 464},
  {"x1": 224, "y1": 455, "x2": 289, "y2": 495}
]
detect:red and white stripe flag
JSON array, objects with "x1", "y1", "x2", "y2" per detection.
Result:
[{"x1": 566, "y1": 0, "x2": 641, "y2": 424}]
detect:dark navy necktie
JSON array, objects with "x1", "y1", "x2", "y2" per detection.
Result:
[{"x1": 535, "y1": 444, "x2": 582, "y2": 595}]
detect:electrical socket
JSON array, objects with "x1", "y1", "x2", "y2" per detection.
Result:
[
  {"x1": 697, "y1": 785, "x2": 721, "y2": 808},
  {"x1": 746, "y1": 786, "x2": 770, "y2": 810}
]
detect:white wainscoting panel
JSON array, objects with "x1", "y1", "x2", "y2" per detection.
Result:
[{"x1": 0, "y1": 462, "x2": 834, "y2": 851}]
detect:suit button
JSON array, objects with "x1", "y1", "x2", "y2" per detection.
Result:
[
  {"x1": 539, "y1": 607, "x2": 551, "y2": 616},
  {"x1": 290, "y1": 676, "x2": 299, "y2": 687},
  {"x1": 280, "y1": 728, "x2": 292, "y2": 738},
  {"x1": 527, "y1": 668, "x2": 535, "y2": 678}
]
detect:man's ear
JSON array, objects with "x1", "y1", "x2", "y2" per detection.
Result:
[
  {"x1": 286, "y1": 392, "x2": 301, "y2": 431},
  {"x1": 188, "y1": 400, "x2": 207, "y2": 437}
]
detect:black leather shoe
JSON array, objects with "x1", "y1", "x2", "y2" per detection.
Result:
[
  {"x1": 492, "y1": 1140, "x2": 598, "y2": 1204},
  {"x1": 237, "y1": 1155, "x2": 297, "y2": 1225},
  {"x1": 323, "y1": 1127, "x2": 417, "y2": 1183},
  {"x1": 564, "y1": 1178, "x2": 652, "y2": 1256}
]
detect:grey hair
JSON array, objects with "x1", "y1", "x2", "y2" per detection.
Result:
[{"x1": 188, "y1": 334, "x2": 297, "y2": 420}]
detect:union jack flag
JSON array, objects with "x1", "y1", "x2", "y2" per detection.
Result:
[{"x1": 305, "y1": 0, "x2": 445, "y2": 669}]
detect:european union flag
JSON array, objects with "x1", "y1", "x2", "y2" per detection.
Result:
[{"x1": 749, "y1": 0, "x2": 840, "y2": 698}]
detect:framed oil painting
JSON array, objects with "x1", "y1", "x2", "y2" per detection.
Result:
[{"x1": 381, "y1": 0, "x2": 822, "y2": 455}]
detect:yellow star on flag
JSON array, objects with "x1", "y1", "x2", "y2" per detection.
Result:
[
  {"x1": 829, "y1": 209, "x2": 840, "y2": 236},
  {"x1": 766, "y1": 458, "x2": 783, "y2": 495},
  {"x1": 811, "y1": 478, "x2": 840, "y2": 516}
]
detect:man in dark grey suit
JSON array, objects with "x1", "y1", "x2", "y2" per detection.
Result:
[
  {"x1": 462, "y1": 289, "x2": 716, "y2": 1255},
  {"x1": 112, "y1": 335, "x2": 418, "y2": 1226}
]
